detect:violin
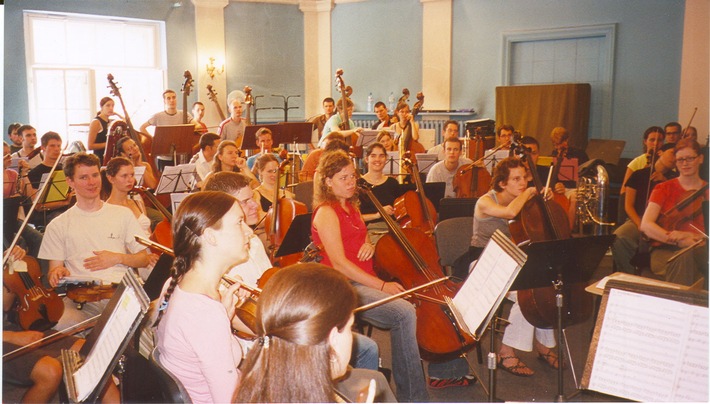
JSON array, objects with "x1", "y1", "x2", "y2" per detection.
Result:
[
  {"x1": 264, "y1": 158, "x2": 307, "y2": 265},
  {"x1": 3, "y1": 256, "x2": 64, "y2": 331},
  {"x1": 508, "y1": 139, "x2": 593, "y2": 329},
  {"x1": 652, "y1": 184, "x2": 708, "y2": 247},
  {"x1": 393, "y1": 154, "x2": 437, "y2": 235},
  {"x1": 65, "y1": 283, "x2": 117, "y2": 308},
  {"x1": 207, "y1": 84, "x2": 227, "y2": 122},
  {"x1": 181, "y1": 70, "x2": 193, "y2": 125},
  {"x1": 362, "y1": 180, "x2": 476, "y2": 359},
  {"x1": 452, "y1": 130, "x2": 493, "y2": 198}
]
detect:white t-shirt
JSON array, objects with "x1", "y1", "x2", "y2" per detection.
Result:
[
  {"x1": 426, "y1": 158, "x2": 472, "y2": 198},
  {"x1": 39, "y1": 202, "x2": 147, "y2": 284}
]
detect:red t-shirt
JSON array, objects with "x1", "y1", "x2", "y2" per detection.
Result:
[
  {"x1": 311, "y1": 200, "x2": 375, "y2": 276},
  {"x1": 648, "y1": 178, "x2": 708, "y2": 233}
]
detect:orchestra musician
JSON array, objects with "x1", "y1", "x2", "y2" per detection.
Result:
[
  {"x1": 455, "y1": 157, "x2": 558, "y2": 377},
  {"x1": 11, "y1": 125, "x2": 43, "y2": 170},
  {"x1": 39, "y1": 153, "x2": 151, "y2": 331},
  {"x1": 321, "y1": 98, "x2": 363, "y2": 145},
  {"x1": 427, "y1": 120, "x2": 459, "y2": 161},
  {"x1": 246, "y1": 127, "x2": 282, "y2": 171},
  {"x1": 4, "y1": 141, "x2": 31, "y2": 199},
  {"x1": 426, "y1": 136, "x2": 472, "y2": 198},
  {"x1": 640, "y1": 138, "x2": 708, "y2": 285},
  {"x1": 612, "y1": 143, "x2": 677, "y2": 274},
  {"x1": 311, "y1": 150, "x2": 428, "y2": 402},
  {"x1": 663, "y1": 121, "x2": 682, "y2": 145},
  {"x1": 621, "y1": 126, "x2": 665, "y2": 193},
  {"x1": 359, "y1": 142, "x2": 400, "y2": 243},
  {"x1": 389, "y1": 101, "x2": 420, "y2": 147},
  {"x1": 299, "y1": 131, "x2": 347, "y2": 182},
  {"x1": 307, "y1": 97, "x2": 337, "y2": 146},
  {"x1": 376, "y1": 130, "x2": 396, "y2": 152},
  {"x1": 27, "y1": 132, "x2": 72, "y2": 224},
  {"x1": 235, "y1": 264, "x2": 395, "y2": 403},
  {"x1": 202, "y1": 171, "x2": 380, "y2": 371},
  {"x1": 152, "y1": 191, "x2": 251, "y2": 404},
  {"x1": 87, "y1": 97, "x2": 122, "y2": 163},
  {"x1": 203, "y1": 140, "x2": 258, "y2": 186},
  {"x1": 115, "y1": 137, "x2": 159, "y2": 190},
  {"x1": 190, "y1": 132, "x2": 221, "y2": 188},
  {"x1": 191, "y1": 101, "x2": 208, "y2": 134},
  {"x1": 372, "y1": 101, "x2": 394, "y2": 130},
  {"x1": 8, "y1": 122, "x2": 23, "y2": 154},
  {"x1": 104, "y1": 157, "x2": 160, "y2": 279},
  {"x1": 218, "y1": 99, "x2": 246, "y2": 147},
  {"x1": 138, "y1": 89, "x2": 191, "y2": 136},
  {"x1": 253, "y1": 153, "x2": 294, "y2": 213}
]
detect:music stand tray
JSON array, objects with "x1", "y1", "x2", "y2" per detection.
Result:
[
  {"x1": 242, "y1": 122, "x2": 314, "y2": 149},
  {"x1": 152, "y1": 124, "x2": 198, "y2": 156},
  {"x1": 274, "y1": 213, "x2": 312, "y2": 258}
]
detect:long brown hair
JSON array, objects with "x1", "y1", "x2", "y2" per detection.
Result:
[
  {"x1": 211, "y1": 140, "x2": 239, "y2": 173},
  {"x1": 235, "y1": 263, "x2": 356, "y2": 403},
  {"x1": 313, "y1": 150, "x2": 359, "y2": 207},
  {"x1": 153, "y1": 191, "x2": 236, "y2": 327}
]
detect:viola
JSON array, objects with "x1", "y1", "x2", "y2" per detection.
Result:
[
  {"x1": 207, "y1": 84, "x2": 227, "y2": 122},
  {"x1": 453, "y1": 130, "x2": 493, "y2": 198},
  {"x1": 362, "y1": 180, "x2": 475, "y2": 359},
  {"x1": 652, "y1": 184, "x2": 708, "y2": 247},
  {"x1": 508, "y1": 140, "x2": 593, "y2": 329},
  {"x1": 264, "y1": 158, "x2": 307, "y2": 265},
  {"x1": 393, "y1": 155, "x2": 437, "y2": 235},
  {"x1": 106, "y1": 74, "x2": 156, "y2": 173},
  {"x1": 3, "y1": 256, "x2": 64, "y2": 331}
]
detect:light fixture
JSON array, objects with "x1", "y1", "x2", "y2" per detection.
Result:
[{"x1": 206, "y1": 57, "x2": 224, "y2": 80}]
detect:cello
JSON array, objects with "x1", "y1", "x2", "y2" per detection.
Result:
[
  {"x1": 452, "y1": 130, "x2": 493, "y2": 198},
  {"x1": 264, "y1": 158, "x2": 307, "y2": 265},
  {"x1": 362, "y1": 181, "x2": 476, "y2": 359},
  {"x1": 508, "y1": 139, "x2": 593, "y2": 329},
  {"x1": 393, "y1": 154, "x2": 437, "y2": 235}
]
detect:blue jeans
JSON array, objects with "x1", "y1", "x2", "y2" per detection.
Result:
[
  {"x1": 351, "y1": 333, "x2": 378, "y2": 370},
  {"x1": 353, "y1": 282, "x2": 428, "y2": 402}
]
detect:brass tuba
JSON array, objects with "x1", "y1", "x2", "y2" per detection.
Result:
[{"x1": 575, "y1": 161, "x2": 615, "y2": 235}]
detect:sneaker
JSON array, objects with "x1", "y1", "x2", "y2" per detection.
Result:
[{"x1": 428, "y1": 374, "x2": 476, "y2": 389}]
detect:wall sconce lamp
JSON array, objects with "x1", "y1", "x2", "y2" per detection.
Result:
[{"x1": 206, "y1": 57, "x2": 224, "y2": 79}]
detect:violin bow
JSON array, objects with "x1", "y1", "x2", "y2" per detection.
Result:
[{"x1": 3, "y1": 315, "x2": 100, "y2": 361}]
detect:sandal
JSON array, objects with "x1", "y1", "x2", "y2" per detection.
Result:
[
  {"x1": 498, "y1": 355, "x2": 534, "y2": 377},
  {"x1": 537, "y1": 350, "x2": 559, "y2": 369},
  {"x1": 428, "y1": 375, "x2": 476, "y2": 389}
]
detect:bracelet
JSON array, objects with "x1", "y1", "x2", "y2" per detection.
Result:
[{"x1": 380, "y1": 281, "x2": 385, "y2": 291}]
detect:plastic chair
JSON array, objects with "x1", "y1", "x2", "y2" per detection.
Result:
[{"x1": 434, "y1": 217, "x2": 474, "y2": 276}]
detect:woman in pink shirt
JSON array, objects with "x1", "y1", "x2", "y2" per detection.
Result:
[{"x1": 153, "y1": 191, "x2": 252, "y2": 403}]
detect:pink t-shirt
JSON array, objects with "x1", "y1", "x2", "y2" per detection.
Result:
[
  {"x1": 156, "y1": 285, "x2": 242, "y2": 404},
  {"x1": 4, "y1": 169, "x2": 18, "y2": 198}
]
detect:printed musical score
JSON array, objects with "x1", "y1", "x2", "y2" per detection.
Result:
[{"x1": 588, "y1": 288, "x2": 708, "y2": 402}]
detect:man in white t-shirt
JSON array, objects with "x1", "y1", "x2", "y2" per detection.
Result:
[
  {"x1": 218, "y1": 99, "x2": 246, "y2": 147},
  {"x1": 139, "y1": 89, "x2": 192, "y2": 136},
  {"x1": 426, "y1": 137, "x2": 472, "y2": 198},
  {"x1": 40, "y1": 153, "x2": 150, "y2": 331}
]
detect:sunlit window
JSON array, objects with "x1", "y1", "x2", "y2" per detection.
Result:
[{"x1": 24, "y1": 11, "x2": 166, "y2": 145}]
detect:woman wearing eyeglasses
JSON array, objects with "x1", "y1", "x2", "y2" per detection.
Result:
[
  {"x1": 640, "y1": 138, "x2": 708, "y2": 285},
  {"x1": 253, "y1": 153, "x2": 295, "y2": 213}
]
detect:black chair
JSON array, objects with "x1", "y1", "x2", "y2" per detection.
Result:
[{"x1": 149, "y1": 348, "x2": 192, "y2": 403}]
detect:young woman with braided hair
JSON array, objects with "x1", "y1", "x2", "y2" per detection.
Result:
[{"x1": 153, "y1": 191, "x2": 252, "y2": 403}]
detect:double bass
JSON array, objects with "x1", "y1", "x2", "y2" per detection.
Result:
[
  {"x1": 508, "y1": 140, "x2": 593, "y2": 328},
  {"x1": 181, "y1": 70, "x2": 193, "y2": 125},
  {"x1": 452, "y1": 130, "x2": 493, "y2": 198},
  {"x1": 207, "y1": 84, "x2": 227, "y2": 122},
  {"x1": 104, "y1": 74, "x2": 156, "y2": 173},
  {"x1": 397, "y1": 91, "x2": 426, "y2": 166},
  {"x1": 362, "y1": 180, "x2": 475, "y2": 359}
]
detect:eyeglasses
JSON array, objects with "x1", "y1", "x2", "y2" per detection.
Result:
[{"x1": 676, "y1": 155, "x2": 698, "y2": 164}]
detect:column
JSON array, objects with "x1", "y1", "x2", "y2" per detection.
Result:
[
  {"x1": 300, "y1": 0, "x2": 334, "y2": 119},
  {"x1": 421, "y1": 0, "x2": 452, "y2": 110}
]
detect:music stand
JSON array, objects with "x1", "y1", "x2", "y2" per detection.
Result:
[
  {"x1": 152, "y1": 124, "x2": 197, "y2": 169},
  {"x1": 357, "y1": 130, "x2": 385, "y2": 149},
  {"x1": 38, "y1": 171, "x2": 70, "y2": 203},
  {"x1": 274, "y1": 213, "x2": 312, "y2": 258},
  {"x1": 242, "y1": 122, "x2": 314, "y2": 150},
  {"x1": 155, "y1": 164, "x2": 197, "y2": 195},
  {"x1": 61, "y1": 272, "x2": 149, "y2": 402},
  {"x1": 414, "y1": 154, "x2": 438, "y2": 174},
  {"x1": 509, "y1": 235, "x2": 614, "y2": 402}
]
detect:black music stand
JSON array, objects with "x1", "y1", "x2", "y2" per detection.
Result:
[
  {"x1": 508, "y1": 235, "x2": 614, "y2": 402},
  {"x1": 274, "y1": 213, "x2": 312, "y2": 258},
  {"x1": 242, "y1": 122, "x2": 314, "y2": 150},
  {"x1": 153, "y1": 124, "x2": 197, "y2": 169}
]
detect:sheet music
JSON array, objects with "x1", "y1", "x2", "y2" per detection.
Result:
[
  {"x1": 170, "y1": 192, "x2": 190, "y2": 213},
  {"x1": 482, "y1": 149, "x2": 510, "y2": 175},
  {"x1": 156, "y1": 163, "x2": 197, "y2": 194},
  {"x1": 588, "y1": 288, "x2": 708, "y2": 402},
  {"x1": 133, "y1": 165, "x2": 146, "y2": 186},
  {"x1": 72, "y1": 287, "x2": 142, "y2": 401},
  {"x1": 452, "y1": 230, "x2": 525, "y2": 338}
]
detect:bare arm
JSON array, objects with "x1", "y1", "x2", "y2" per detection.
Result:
[
  {"x1": 139, "y1": 120, "x2": 151, "y2": 137},
  {"x1": 624, "y1": 187, "x2": 642, "y2": 227},
  {"x1": 313, "y1": 206, "x2": 399, "y2": 293},
  {"x1": 620, "y1": 168, "x2": 633, "y2": 194},
  {"x1": 476, "y1": 188, "x2": 536, "y2": 220},
  {"x1": 48, "y1": 260, "x2": 71, "y2": 287},
  {"x1": 141, "y1": 162, "x2": 158, "y2": 189},
  {"x1": 87, "y1": 120, "x2": 105, "y2": 151},
  {"x1": 83, "y1": 249, "x2": 150, "y2": 272},
  {"x1": 640, "y1": 202, "x2": 698, "y2": 248}
]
